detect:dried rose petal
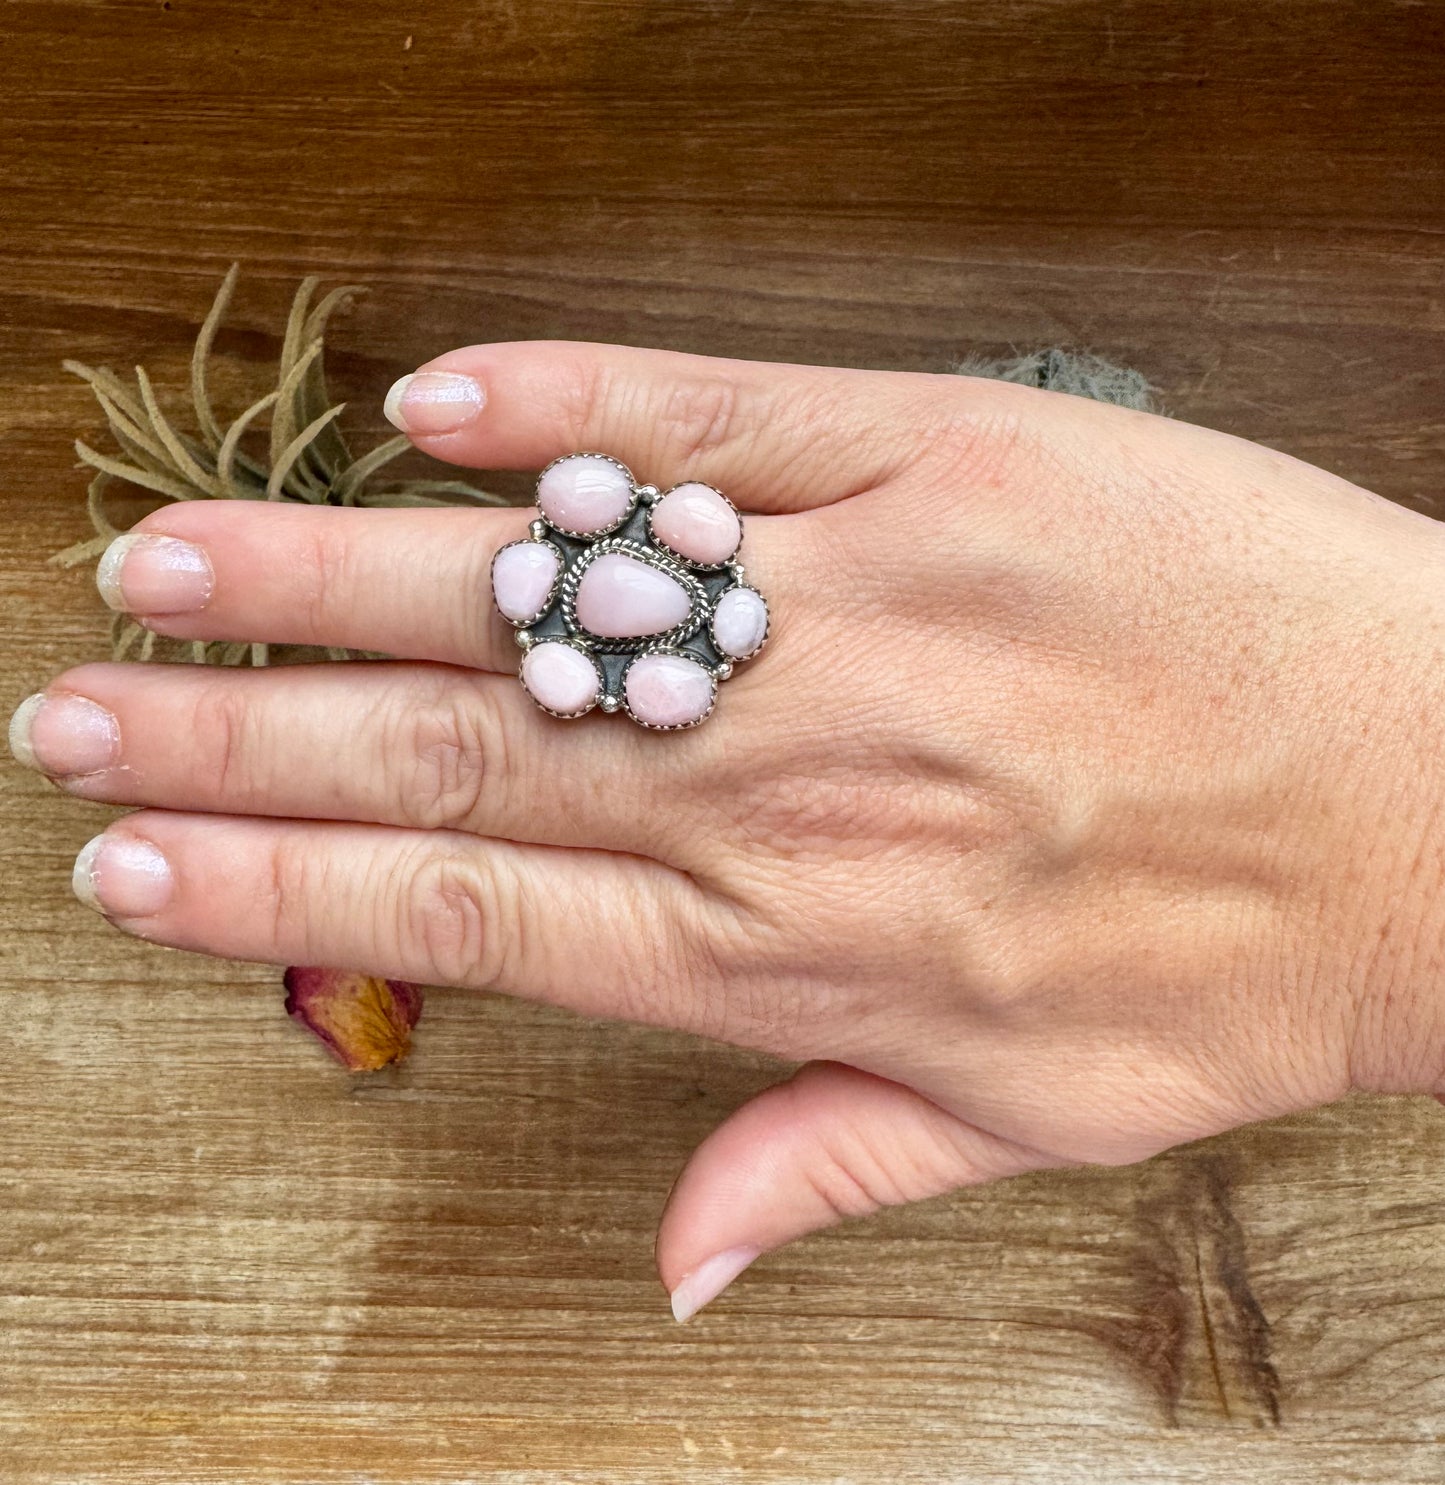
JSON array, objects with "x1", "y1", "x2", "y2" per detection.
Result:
[{"x1": 283, "y1": 967, "x2": 424, "y2": 1071}]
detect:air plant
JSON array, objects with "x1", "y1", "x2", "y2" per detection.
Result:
[{"x1": 57, "y1": 266, "x2": 503, "y2": 1068}]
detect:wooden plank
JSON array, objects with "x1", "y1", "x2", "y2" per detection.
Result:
[{"x1": 2, "y1": 0, "x2": 1443, "y2": 1479}]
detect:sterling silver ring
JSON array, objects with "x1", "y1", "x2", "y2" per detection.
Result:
[{"x1": 490, "y1": 453, "x2": 771, "y2": 729}]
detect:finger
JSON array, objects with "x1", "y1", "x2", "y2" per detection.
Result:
[
  {"x1": 24, "y1": 661, "x2": 696, "y2": 856},
  {"x1": 655, "y1": 1062, "x2": 1051, "y2": 1322},
  {"x1": 101, "y1": 497, "x2": 800, "y2": 676},
  {"x1": 101, "y1": 500, "x2": 533, "y2": 672},
  {"x1": 72, "y1": 812, "x2": 710, "y2": 1026},
  {"x1": 384, "y1": 340, "x2": 995, "y2": 511}
]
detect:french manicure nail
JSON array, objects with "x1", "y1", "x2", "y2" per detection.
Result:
[
  {"x1": 96, "y1": 534, "x2": 215, "y2": 615},
  {"x1": 72, "y1": 833, "x2": 174, "y2": 918},
  {"x1": 9, "y1": 692, "x2": 119, "y2": 778},
  {"x1": 383, "y1": 371, "x2": 485, "y2": 436},
  {"x1": 669, "y1": 1245, "x2": 762, "y2": 1323}
]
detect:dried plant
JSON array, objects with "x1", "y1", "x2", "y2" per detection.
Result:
[
  {"x1": 54, "y1": 263, "x2": 504, "y2": 667},
  {"x1": 284, "y1": 968, "x2": 425, "y2": 1072}
]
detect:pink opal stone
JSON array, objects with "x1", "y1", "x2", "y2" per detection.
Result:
[
  {"x1": 650, "y1": 482, "x2": 741, "y2": 565},
  {"x1": 625, "y1": 653, "x2": 715, "y2": 728},
  {"x1": 520, "y1": 642, "x2": 600, "y2": 716},
  {"x1": 575, "y1": 552, "x2": 692, "y2": 639},
  {"x1": 491, "y1": 540, "x2": 560, "y2": 622},
  {"x1": 712, "y1": 586, "x2": 769, "y2": 659},
  {"x1": 536, "y1": 455, "x2": 634, "y2": 534}
]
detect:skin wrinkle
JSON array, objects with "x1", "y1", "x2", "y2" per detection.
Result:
[
  {"x1": 656, "y1": 376, "x2": 747, "y2": 466},
  {"x1": 406, "y1": 844, "x2": 500, "y2": 989},
  {"x1": 294, "y1": 517, "x2": 349, "y2": 639},
  {"x1": 265, "y1": 828, "x2": 299, "y2": 957},
  {"x1": 1341, "y1": 732, "x2": 1445, "y2": 1093},
  {"x1": 192, "y1": 678, "x2": 251, "y2": 810},
  {"x1": 403, "y1": 685, "x2": 508, "y2": 835},
  {"x1": 908, "y1": 384, "x2": 1033, "y2": 493}
]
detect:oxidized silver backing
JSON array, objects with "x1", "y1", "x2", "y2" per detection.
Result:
[{"x1": 498, "y1": 452, "x2": 770, "y2": 729}]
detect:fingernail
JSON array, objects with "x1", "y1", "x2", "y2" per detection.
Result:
[
  {"x1": 669, "y1": 1245, "x2": 761, "y2": 1323},
  {"x1": 96, "y1": 534, "x2": 214, "y2": 615},
  {"x1": 9, "y1": 692, "x2": 119, "y2": 778},
  {"x1": 383, "y1": 371, "x2": 485, "y2": 436},
  {"x1": 72, "y1": 833, "x2": 174, "y2": 918}
]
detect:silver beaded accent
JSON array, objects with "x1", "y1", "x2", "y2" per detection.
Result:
[
  {"x1": 557, "y1": 536, "x2": 708, "y2": 653},
  {"x1": 497, "y1": 454, "x2": 769, "y2": 728}
]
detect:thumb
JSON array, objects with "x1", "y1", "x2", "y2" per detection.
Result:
[{"x1": 656, "y1": 1060, "x2": 1051, "y2": 1322}]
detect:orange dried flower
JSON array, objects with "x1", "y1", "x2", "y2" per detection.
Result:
[{"x1": 283, "y1": 967, "x2": 424, "y2": 1071}]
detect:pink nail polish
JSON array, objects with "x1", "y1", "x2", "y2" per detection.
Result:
[
  {"x1": 669, "y1": 1245, "x2": 762, "y2": 1323},
  {"x1": 96, "y1": 534, "x2": 215, "y2": 615},
  {"x1": 9, "y1": 692, "x2": 119, "y2": 778},
  {"x1": 383, "y1": 371, "x2": 485, "y2": 436},
  {"x1": 72, "y1": 833, "x2": 174, "y2": 918}
]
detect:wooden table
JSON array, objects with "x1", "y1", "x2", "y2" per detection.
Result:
[{"x1": 3, "y1": 2, "x2": 1443, "y2": 1479}]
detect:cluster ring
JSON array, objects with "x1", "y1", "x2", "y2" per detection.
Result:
[{"x1": 489, "y1": 453, "x2": 770, "y2": 730}]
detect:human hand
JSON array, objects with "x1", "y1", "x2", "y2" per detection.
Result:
[{"x1": 12, "y1": 343, "x2": 1445, "y2": 1320}]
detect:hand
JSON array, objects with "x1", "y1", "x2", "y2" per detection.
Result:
[{"x1": 12, "y1": 343, "x2": 1445, "y2": 1321}]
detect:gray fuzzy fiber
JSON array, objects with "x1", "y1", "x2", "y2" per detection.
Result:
[{"x1": 954, "y1": 348, "x2": 1157, "y2": 412}]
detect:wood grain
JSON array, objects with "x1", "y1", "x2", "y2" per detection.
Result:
[{"x1": 2, "y1": 2, "x2": 1444, "y2": 1480}]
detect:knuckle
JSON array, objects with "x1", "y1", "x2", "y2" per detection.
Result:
[
  {"x1": 655, "y1": 375, "x2": 747, "y2": 464},
  {"x1": 565, "y1": 357, "x2": 757, "y2": 469},
  {"x1": 907, "y1": 389, "x2": 1033, "y2": 499},
  {"x1": 786, "y1": 1093, "x2": 918, "y2": 1218},
  {"x1": 403, "y1": 849, "x2": 511, "y2": 988},
  {"x1": 681, "y1": 896, "x2": 816, "y2": 1051},
  {"x1": 400, "y1": 686, "x2": 510, "y2": 831},
  {"x1": 799, "y1": 1141, "x2": 885, "y2": 1223},
  {"x1": 561, "y1": 355, "x2": 619, "y2": 449}
]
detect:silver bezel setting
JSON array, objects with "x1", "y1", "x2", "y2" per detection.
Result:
[
  {"x1": 644, "y1": 480, "x2": 743, "y2": 571},
  {"x1": 709, "y1": 584, "x2": 771, "y2": 662},
  {"x1": 499, "y1": 453, "x2": 770, "y2": 729},
  {"x1": 490, "y1": 537, "x2": 566, "y2": 628},
  {"x1": 620, "y1": 647, "x2": 719, "y2": 731},
  {"x1": 518, "y1": 636, "x2": 605, "y2": 720},
  {"x1": 558, "y1": 537, "x2": 708, "y2": 653},
  {"x1": 534, "y1": 450, "x2": 639, "y2": 540}
]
